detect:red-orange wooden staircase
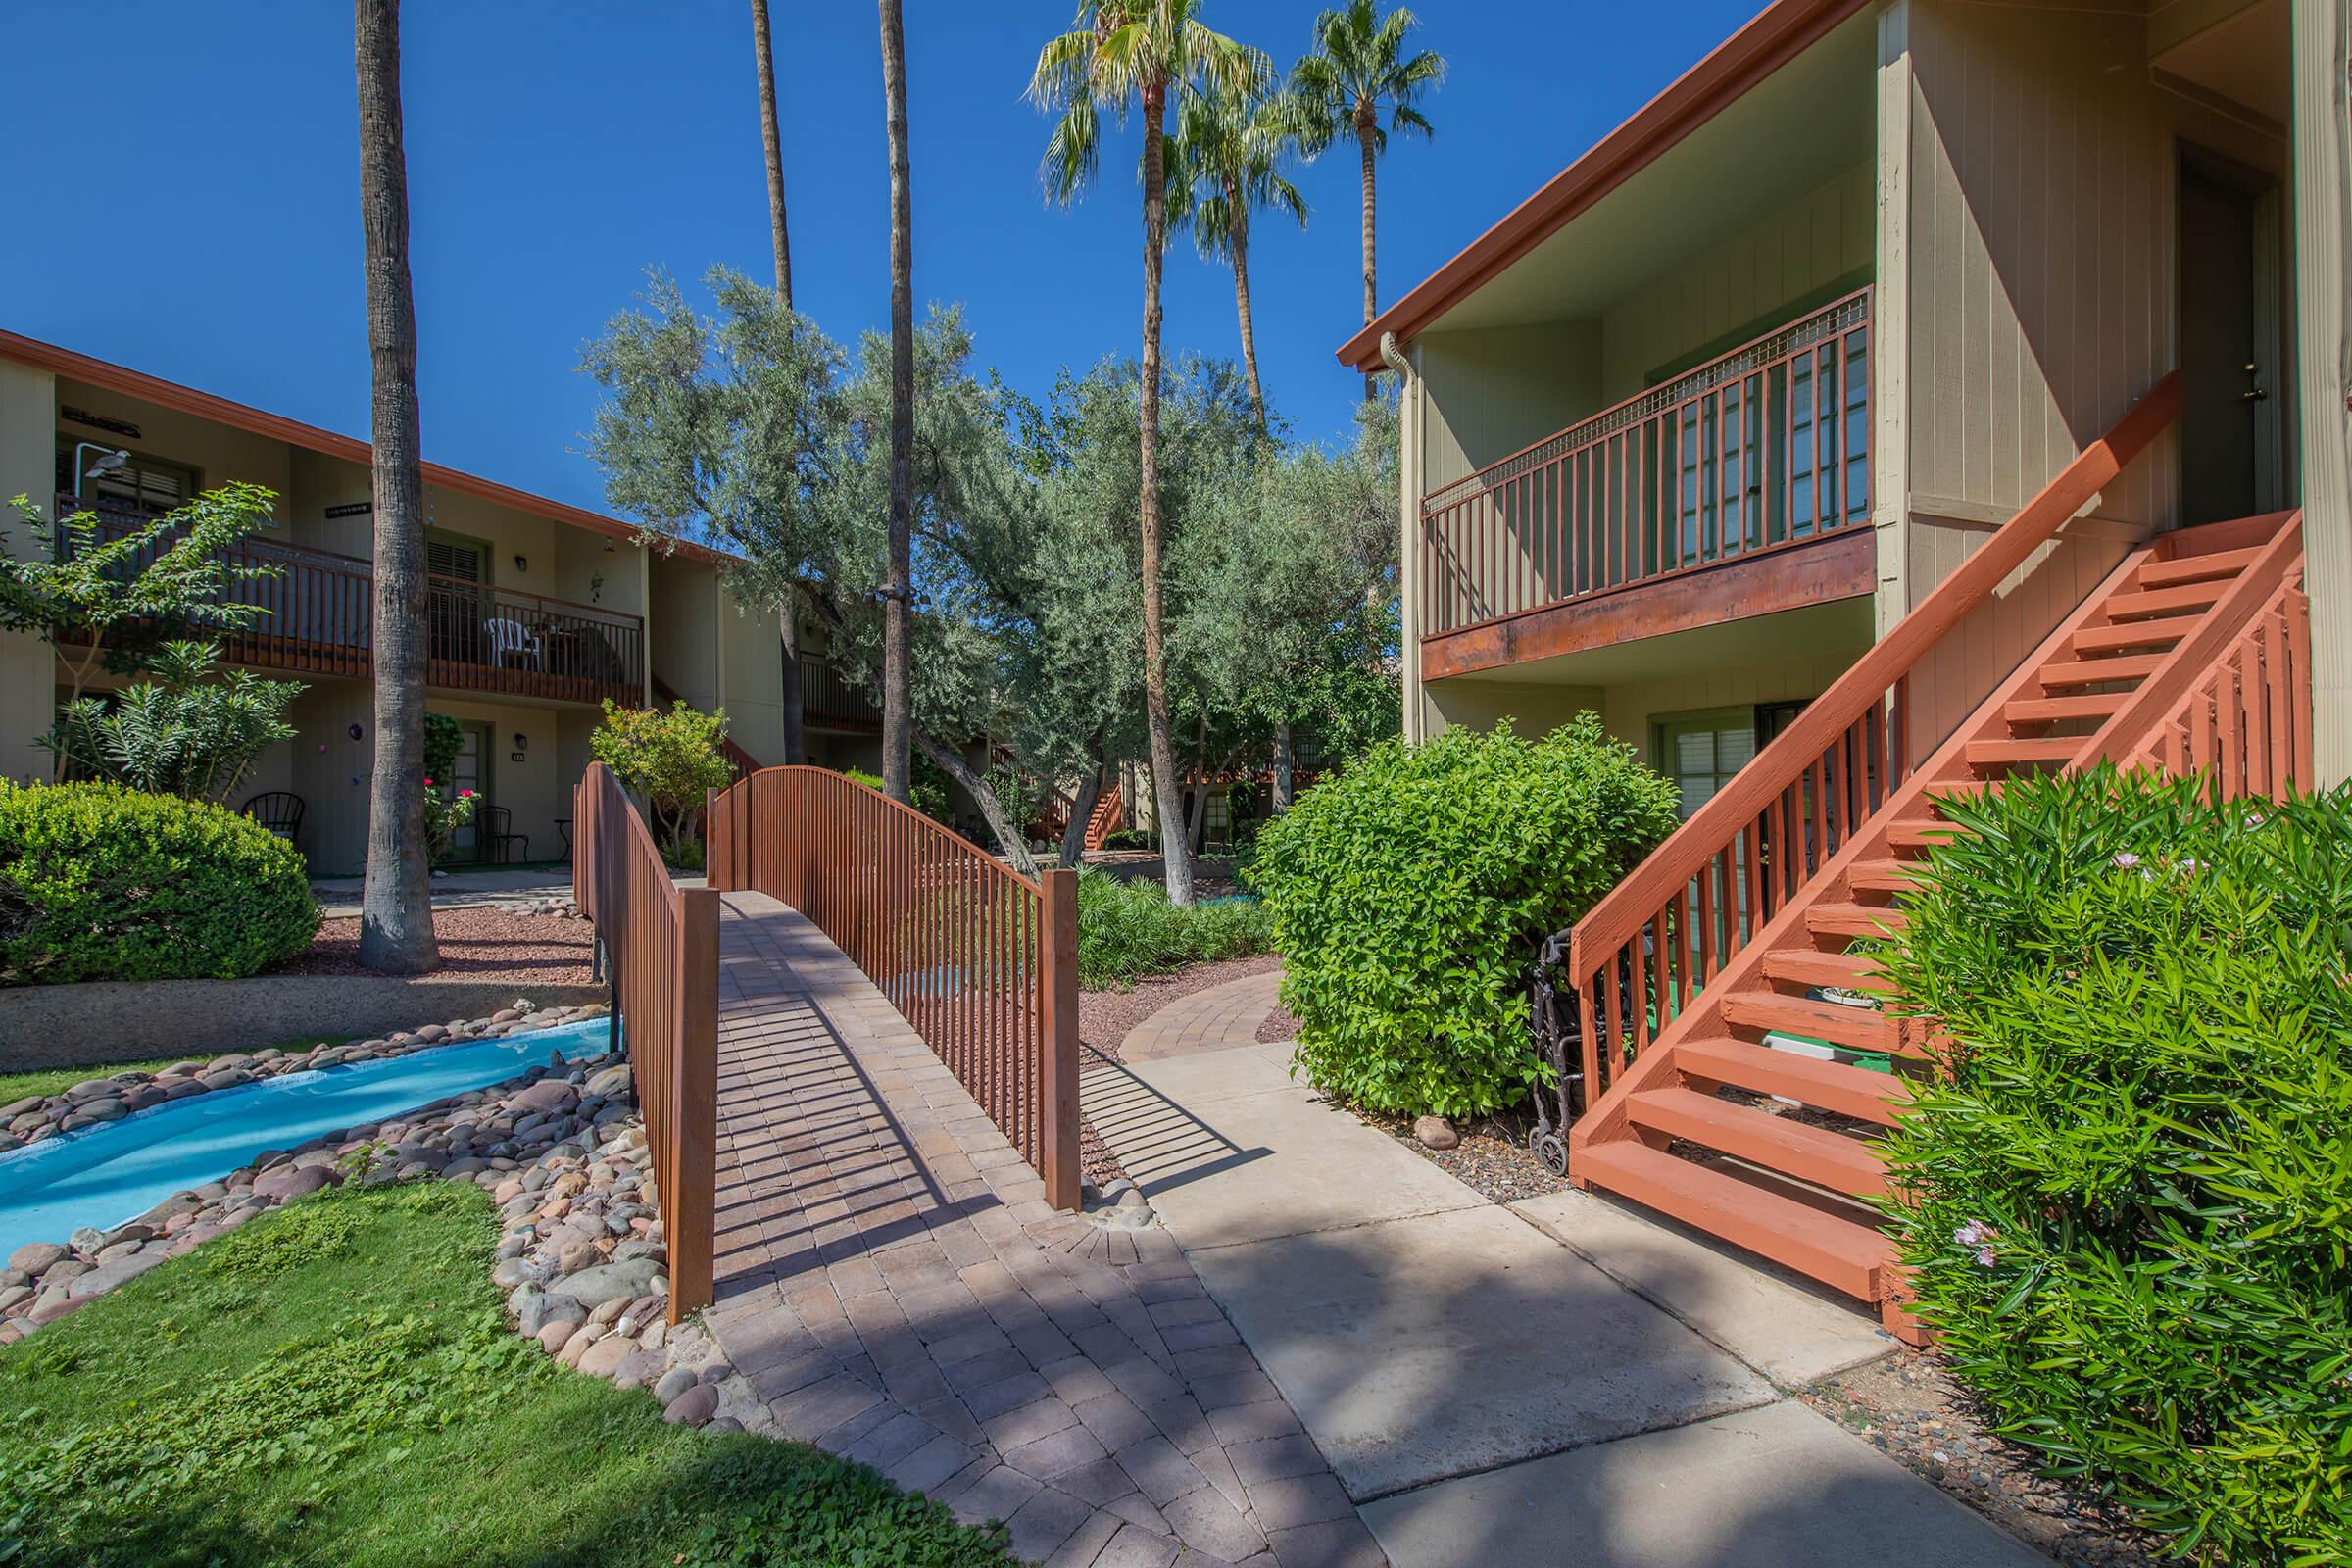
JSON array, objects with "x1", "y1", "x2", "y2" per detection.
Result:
[{"x1": 1556, "y1": 372, "x2": 2317, "y2": 1340}]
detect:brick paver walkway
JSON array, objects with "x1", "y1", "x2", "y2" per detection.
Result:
[
  {"x1": 1120, "y1": 971, "x2": 1286, "y2": 1062},
  {"x1": 702, "y1": 892, "x2": 1382, "y2": 1568}
]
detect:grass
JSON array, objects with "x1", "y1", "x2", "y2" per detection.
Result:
[
  {"x1": 0, "y1": 1038, "x2": 362, "y2": 1105},
  {"x1": 0, "y1": 1183, "x2": 1013, "y2": 1568},
  {"x1": 1076, "y1": 866, "x2": 1275, "y2": 990}
]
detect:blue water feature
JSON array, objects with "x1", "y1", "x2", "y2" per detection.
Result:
[{"x1": 0, "y1": 1016, "x2": 620, "y2": 1262}]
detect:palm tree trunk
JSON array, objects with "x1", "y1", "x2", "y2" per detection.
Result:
[
  {"x1": 1140, "y1": 82, "x2": 1196, "y2": 906},
  {"x1": 877, "y1": 0, "x2": 914, "y2": 805},
  {"x1": 354, "y1": 0, "x2": 436, "y2": 974},
  {"x1": 751, "y1": 0, "x2": 791, "y2": 308},
  {"x1": 1358, "y1": 120, "x2": 1379, "y2": 402},
  {"x1": 1231, "y1": 202, "x2": 1265, "y2": 431},
  {"x1": 777, "y1": 584, "x2": 806, "y2": 765}
]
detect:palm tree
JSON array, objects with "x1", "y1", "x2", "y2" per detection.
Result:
[
  {"x1": 1290, "y1": 0, "x2": 1444, "y2": 398},
  {"x1": 353, "y1": 0, "x2": 436, "y2": 973},
  {"x1": 1172, "y1": 82, "x2": 1307, "y2": 431},
  {"x1": 750, "y1": 0, "x2": 793, "y2": 309},
  {"x1": 1030, "y1": 0, "x2": 1266, "y2": 906},
  {"x1": 878, "y1": 0, "x2": 914, "y2": 803},
  {"x1": 749, "y1": 0, "x2": 808, "y2": 764}
]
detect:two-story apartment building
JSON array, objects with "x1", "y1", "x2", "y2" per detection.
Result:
[
  {"x1": 1345, "y1": 0, "x2": 2347, "y2": 1325},
  {"x1": 1355, "y1": 0, "x2": 2346, "y2": 806},
  {"x1": 0, "y1": 329, "x2": 884, "y2": 873}
]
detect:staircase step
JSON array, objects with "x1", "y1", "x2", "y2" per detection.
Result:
[
  {"x1": 2138, "y1": 545, "x2": 2262, "y2": 588},
  {"x1": 2037, "y1": 651, "x2": 2167, "y2": 688},
  {"x1": 2004, "y1": 690, "x2": 2132, "y2": 724},
  {"x1": 1759, "y1": 948, "x2": 1886, "y2": 992},
  {"x1": 1965, "y1": 737, "x2": 2078, "y2": 770},
  {"x1": 2074, "y1": 620, "x2": 2188, "y2": 656},
  {"x1": 1678, "y1": 1036, "x2": 1911, "y2": 1125},
  {"x1": 1722, "y1": 991, "x2": 1900, "y2": 1054},
  {"x1": 1573, "y1": 1140, "x2": 1894, "y2": 1298},
  {"x1": 1846, "y1": 859, "x2": 1923, "y2": 892},
  {"x1": 2103, "y1": 579, "x2": 2229, "y2": 620},
  {"x1": 1885, "y1": 819, "x2": 1964, "y2": 850},
  {"x1": 1626, "y1": 1086, "x2": 1889, "y2": 1197},
  {"x1": 1809, "y1": 903, "x2": 1905, "y2": 939}
]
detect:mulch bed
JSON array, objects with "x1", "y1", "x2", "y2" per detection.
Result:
[
  {"x1": 1800, "y1": 1353, "x2": 2180, "y2": 1567},
  {"x1": 282, "y1": 906, "x2": 596, "y2": 989}
]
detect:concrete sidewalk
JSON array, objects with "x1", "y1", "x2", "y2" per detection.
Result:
[{"x1": 1083, "y1": 1042, "x2": 2049, "y2": 1568}]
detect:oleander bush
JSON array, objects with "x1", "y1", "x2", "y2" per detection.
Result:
[
  {"x1": 1075, "y1": 867, "x2": 1272, "y2": 989},
  {"x1": 1250, "y1": 715, "x2": 1679, "y2": 1119},
  {"x1": 0, "y1": 780, "x2": 318, "y2": 986},
  {"x1": 1873, "y1": 768, "x2": 2352, "y2": 1566}
]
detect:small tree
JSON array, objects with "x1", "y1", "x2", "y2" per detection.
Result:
[
  {"x1": 41, "y1": 640, "x2": 303, "y2": 804},
  {"x1": 590, "y1": 699, "x2": 736, "y2": 863},
  {"x1": 0, "y1": 484, "x2": 284, "y2": 777}
]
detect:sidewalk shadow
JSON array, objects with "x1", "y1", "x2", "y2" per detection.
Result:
[{"x1": 1079, "y1": 1048, "x2": 1271, "y2": 1194}]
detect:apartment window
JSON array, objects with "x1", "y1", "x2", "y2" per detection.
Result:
[
  {"x1": 54, "y1": 442, "x2": 201, "y2": 514},
  {"x1": 1654, "y1": 710, "x2": 1756, "y2": 822}
]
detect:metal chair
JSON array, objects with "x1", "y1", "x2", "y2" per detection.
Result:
[
  {"x1": 240, "y1": 791, "x2": 306, "y2": 846},
  {"x1": 478, "y1": 805, "x2": 531, "y2": 865}
]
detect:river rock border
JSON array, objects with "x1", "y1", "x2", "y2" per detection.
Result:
[
  {"x1": 0, "y1": 1004, "x2": 749, "y2": 1432},
  {"x1": 0, "y1": 997, "x2": 612, "y2": 1153}
]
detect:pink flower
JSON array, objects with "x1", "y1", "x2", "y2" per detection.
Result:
[
  {"x1": 2112, "y1": 852, "x2": 2140, "y2": 869},
  {"x1": 1974, "y1": 1245, "x2": 1998, "y2": 1267},
  {"x1": 459, "y1": 789, "x2": 475, "y2": 798},
  {"x1": 423, "y1": 777, "x2": 435, "y2": 788}
]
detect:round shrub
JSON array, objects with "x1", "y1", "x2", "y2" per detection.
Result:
[
  {"x1": 1250, "y1": 715, "x2": 1679, "y2": 1119},
  {"x1": 0, "y1": 781, "x2": 318, "y2": 985},
  {"x1": 1875, "y1": 768, "x2": 2352, "y2": 1565}
]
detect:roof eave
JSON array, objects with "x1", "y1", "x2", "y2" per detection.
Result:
[{"x1": 1337, "y1": 0, "x2": 1870, "y2": 372}]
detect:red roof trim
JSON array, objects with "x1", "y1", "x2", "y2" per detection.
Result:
[
  {"x1": 1337, "y1": 0, "x2": 1870, "y2": 371},
  {"x1": 0, "y1": 327, "x2": 735, "y2": 565}
]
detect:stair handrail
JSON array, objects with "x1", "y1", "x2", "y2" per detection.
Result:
[
  {"x1": 2071, "y1": 512, "x2": 2305, "y2": 773},
  {"x1": 1565, "y1": 371, "x2": 2182, "y2": 1019}
]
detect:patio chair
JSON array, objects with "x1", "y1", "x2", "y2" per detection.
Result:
[
  {"x1": 484, "y1": 616, "x2": 544, "y2": 668},
  {"x1": 478, "y1": 806, "x2": 531, "y2": 865},
  {"x1": 239, "y1": 791, "x2": 306, "y2": 846}
]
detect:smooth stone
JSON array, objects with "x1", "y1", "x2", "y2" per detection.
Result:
[
  {"x1": 577, "y1": 1336, "x2": 636, "y2": 1379},
  {"x1": 612, "y1": 1348, "x2": 664, "y2": 1390},
  {"x1": 7, "y1": 1243, "x2": 66, "y2": 1276},
  {"x1": 1414, "y1": 1114, "x2": 1460, "y2": 1151},
  {"x1": 252, "y1": 1165, "x2": 339, "y2": 1202},
  {"x1": 66, "y1": 1253, "x2": 165, "y2": 1298},
  {"x1": 662, "y1": 1383, "x2": 720, "y2": 1426},
  {"x1": 653, "y1": 1366, "x2": 700, "y2": 1404},
  {"x1": 558, "y1": 1257, "x2": 662, "y2": 1309}
]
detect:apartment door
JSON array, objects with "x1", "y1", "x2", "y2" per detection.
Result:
[{"x1": 2178, "y1": 150, "x2": 2285, "y2": 525}]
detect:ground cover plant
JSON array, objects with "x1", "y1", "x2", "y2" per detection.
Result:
[
  {"x1": 0, "y1": 780, "x2": 318, "y2": 986},
  {"x1": 0, "y1": 1182, "x2": 1013, "y2": 1568},
  {"x1": 1250, "y1": 715, "x2": 1679, "y2": 1118},
  {"x1": 1076, "y1": 865, "x2": 1273, "y2": 989},
  {"x1": 1874, "y1": 768, "x2": 2352, "y2": 1566}
]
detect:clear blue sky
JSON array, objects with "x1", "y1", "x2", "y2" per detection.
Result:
[{"x1": 3, "y1": 2, "x2": 1761, "y2": 514}]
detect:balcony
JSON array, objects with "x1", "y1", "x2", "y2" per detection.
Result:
[
  {"x1": 58, "y1": 497, "x2": 646, "y2": 707},
  {"x1": 799, "y1": 655, "x2": 881, "y2": 732},
  {"x1": 1418, "y1": 290, "x2": 1875, "y2": 679}
]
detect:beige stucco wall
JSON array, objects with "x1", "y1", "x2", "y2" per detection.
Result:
[
  {"x1": 0, "y1": 361, "x2": 57, "y2": 784},
  {"x1": 716, "y1": 582, "x2": 785, "y2": 768},
  {"x1": 648, "y1": 553, "x2": 720, "y2": 713}
]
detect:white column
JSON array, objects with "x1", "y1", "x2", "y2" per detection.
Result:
[{"x1": 2292, "y1": 0, "x2": 2352, "y2": 786}]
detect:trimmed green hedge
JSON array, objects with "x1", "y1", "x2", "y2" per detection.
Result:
[
  {"x1": 1076, "y1": 869, "x2": 1272, "y2": 989},
  {"x1": 0, "y1": 781, "x2": 318, "y2": 985},
  {"x1": 1250, "y1": 716, "x2": 1679, "y2": 1118},
  {"x1": 1875, "y1": 769, "x2": 2352, "y2": 1565}
]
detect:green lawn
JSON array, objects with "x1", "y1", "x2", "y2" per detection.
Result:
[
  {"x1": 0, "y1": 1038, "x2": 361, "y2": 1105},
  {"x1": 0, "y1": 1183, "x2": 1012, "y2": 1568}
]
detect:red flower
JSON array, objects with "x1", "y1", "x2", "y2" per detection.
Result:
[{"x1": 422, "y1": 777, "x2": 435, "y2": 788}]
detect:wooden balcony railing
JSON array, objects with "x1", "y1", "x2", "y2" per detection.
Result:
[
  {"x1": 800, "y1": 656, "x2": 882, "y2": 731},
  {"x1": 1418, "y1": 288, "x2": 1873, "y2": 641},
  {"x1": 705, "y1": 765, "x2": 1081, "y2": 1210},
  {"x1": 1560, "y1": 371, "x2": 2182, "y2": 1097},
  {"x1": 573, "y1": 761, "x2": 719, "y2": 1323},
  {"x1": 61, "y1": 497, "x2": 646, "y2": 707}
]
